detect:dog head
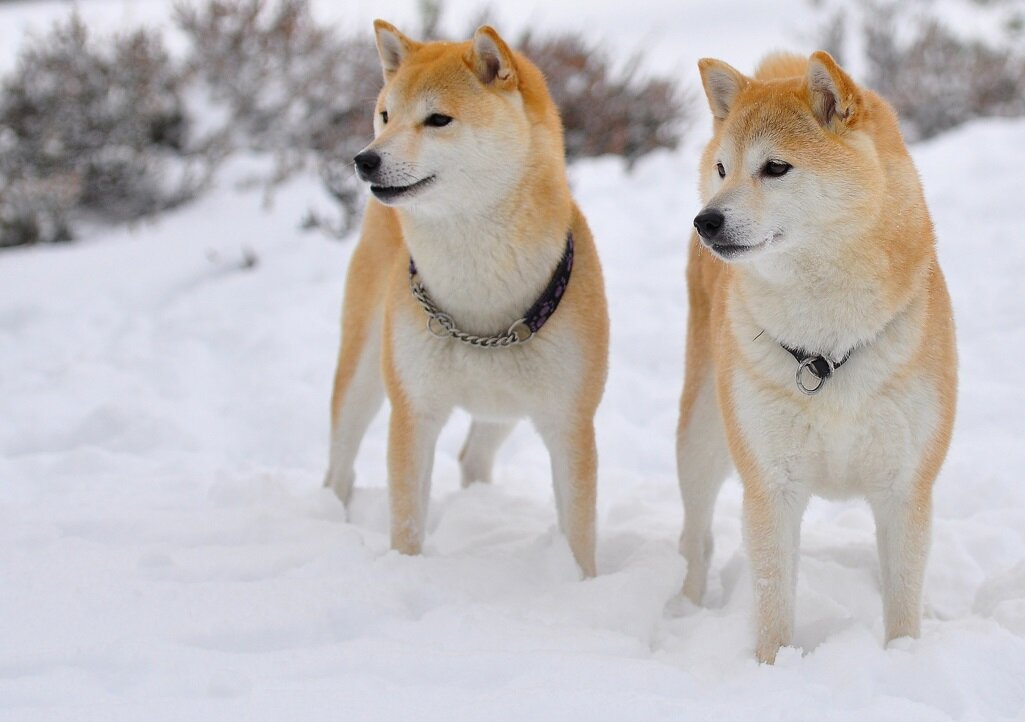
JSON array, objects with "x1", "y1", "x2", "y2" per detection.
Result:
[
  {"x1": 355, "y1": 21, "x2": 553, "y2": 217},
  {"x1": 693, "y1": 52, "x2": 883, "y2": 266}
]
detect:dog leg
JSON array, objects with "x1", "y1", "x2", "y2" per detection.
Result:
[
  {"x1": 869, "y1": 486, "x2": 932, "y2": 642},
  {"x1": 387, "y1": 400, "x2": 443, "y2": 556},
  {"x1": 458, "y1": 419, "x2": 516, "y2": 487},
  {"x1": 744, "y1": 482, "x2": 809, "y2": 664},
  {"x1": 677, "y1": 373, "x2": 732, "y2": 604},
  {"x1": 536, "y1": 416, "x2": 597, "y2": 577},
  {"x1": 323, "y1": 208, "x2": 399, "y2": 505},
  {"x1": 324, "y1": 317, "x2": 384, "y2": 505}
]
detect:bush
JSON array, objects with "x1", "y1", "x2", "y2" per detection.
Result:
[
  {"x1": 814, "y1": 1, "x2": 1025, "y2": 142},
  {"x1": 519, "y1": 32, "x2": 688, "y2": 164},
  {"x1": 174, "y1": 0, "x2": 379, "y2": 232},
  {"x1": 0, "y1": 14, "x2": 211, "y2": 247},
  {"x1": 0, "y1": 0, "x2": 690, "y2": 247},
  {"x1": 864, "y1": 4, "x2": 1025, "y2": 141},
  {"x1": 439, "y1": 5, "x2": 691, "y2": 165},
  {"x1": 175, "y1": 0, "x2": 690, "y2": 229}
]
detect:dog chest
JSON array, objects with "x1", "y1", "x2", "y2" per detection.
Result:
[
  {"x1": 730, "y1": 369, "x2": 940, "y2": 499},
  {"x1": 389, "y1": 310, "x2": 585, "y2": 419}
]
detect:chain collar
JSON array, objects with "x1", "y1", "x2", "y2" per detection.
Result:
[
  {"x1": 779, "y1": 342, "x2": 853, "y2": 395},
  {"x1": 408, "y1": 233, "x2": 574, "y2": 349}
]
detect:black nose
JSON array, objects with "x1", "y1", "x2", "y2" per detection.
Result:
[
  {"x1": 694, "y1": 210, "x2": 725, "y2": 240},
  {"x1": 354, "y1": 151, "x2": 381, "y2": 179}
]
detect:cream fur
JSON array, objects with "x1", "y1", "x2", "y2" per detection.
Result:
[
  {"x1": 678, "y1": 51, "x2": 957, "y2": 663},
  {"x1": 325, "y1": 21, "x2": 609, "y2": 577}
]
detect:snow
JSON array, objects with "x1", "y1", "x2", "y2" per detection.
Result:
[{"x1": 3, "y1": 2, "x2": 1025, "y2": 720}]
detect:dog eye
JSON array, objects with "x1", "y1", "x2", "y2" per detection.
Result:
[
  {"x1": 380, "y1": 111, "x2": 388, "y2": 124},
  {"x1": 763, "y1": 160, "x2": 791, "y2": 177},
  {"x1": 716, "y1": 162, "x2": 725, "y2": 178},
  {"x1": 425, "y1": 113, "x2": 453, "y2": 127}
]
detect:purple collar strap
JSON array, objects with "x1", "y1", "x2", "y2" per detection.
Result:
[{"x1": 408, "y1": 232, "x2": 575, "y2": 349}]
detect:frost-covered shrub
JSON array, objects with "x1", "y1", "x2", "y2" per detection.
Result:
[
  {"x1": 865, "y1": 7, "x2": 1025, "y2": 141},
  {"x1": 812, "y1": 1, "x2": 1025, "y2": 142},
  {"x1": 437, "y1": 5, "x2": 691, "y2": 164},
  {"x1": 0, "y1": 171, "x2": 76, "y2": 248},
  {"x1": 0, "y1": 15, "x2": 209, "y2": 246},
  {"x1": 174, "y1": 0, "x2": 687, "y2": 229},
  {"x1": 175, "y1": 0, "x2": 380, "y2": 159},
  {"x1": 0, "y1": 1, "x2": 690, "y2": 247},
  {"x1": 518, "y1": 32, "x2": 689, "y2": 164},
  {"x1": 174, "y1": 0, "x2": 379, "y2": 232}
]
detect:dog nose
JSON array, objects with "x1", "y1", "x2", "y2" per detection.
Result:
[
  {"x1": 354, "y1": 151, "x2": 381, "y2": 179},
  {"x1": 694, "y1": 210, "x2": 725, "y2": 240}
]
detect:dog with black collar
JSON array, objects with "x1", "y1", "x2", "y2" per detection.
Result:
[{"x1": 676, "y1": 51, "x2": 958, "y2": 663}]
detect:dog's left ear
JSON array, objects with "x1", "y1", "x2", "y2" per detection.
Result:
[
  {"x1": 698, "y1": 58, "x2": 749, "y2": 122},
  {"x1": 807, "y1": 51, "x2": 863, "y2": 132},
  {"x1": 469, "y1": 26, "x2": 517, "y2": 89},
  {"x1": 374, "y1": 19, "x2": 421, "y2": 80}
]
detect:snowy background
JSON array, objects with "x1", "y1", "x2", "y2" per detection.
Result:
[{"x1": 2, "y1": 1, "x2": 1025, "y2": 720}]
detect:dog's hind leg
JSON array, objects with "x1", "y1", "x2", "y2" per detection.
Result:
[
  {"x1": 536, "y1": 415, "x2": 598, "y2": 578},
  {"x1": 323, "y1": 204, "x2": 398, "y2": 505},
  {"x1": 677, "y1": 369, "x2": 732, "y2": 604},
  {"x1": 323, "y1": 312, "x2": 383, "y2": 505},
  {"x1": 677, "y1": 270, "x2": 733, "y2": 604},
  {"x1": 459, "y1": 419, "x2": 516, "y2": 487}
]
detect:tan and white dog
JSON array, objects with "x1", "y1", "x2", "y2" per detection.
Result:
[
  {"x1": 676, "y1": 52, "x2": 957, "y2": 662},
  {"x1": 324, "y1": 21, "x2": 609, "y2": 576}
]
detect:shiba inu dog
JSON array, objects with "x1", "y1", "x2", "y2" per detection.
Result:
[
  {"x1": 676, "y1": 51, "x2": 957, "y2": 662},
  {"x1": 323, "y1": 21, "x2": 609, "y2": 576}
]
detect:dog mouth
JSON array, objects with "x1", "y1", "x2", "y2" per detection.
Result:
[
  {"x1": 371, "y1": 175, "x2": 436, "y2": 203},
  {"x1": 710, "y1": 242, "x2": 759, "y2": 259},
  {"x1": 707, "y1": 231, "x2": 782, "y2": 260}
]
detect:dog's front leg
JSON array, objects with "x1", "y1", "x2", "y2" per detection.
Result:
[
  {"x1": 387, "y1": 400, "x2": 443, "y2": 556},
  {"x1": 743, "y1": 481, "x2": 809, "y2": 664},
  {"x1": 536, "y1": 416, "x2": 597, "y2": 578},
  {"x1": 869, "y1": 487, "x2": 932, "y2": 643}
]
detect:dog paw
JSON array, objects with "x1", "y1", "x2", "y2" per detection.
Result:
[
  {"x1": 323, "y1": 466, "x2": 354, "y2": 505},
  {"x1": 665, "y1": 593, "x2": 700, "y2": 618}
]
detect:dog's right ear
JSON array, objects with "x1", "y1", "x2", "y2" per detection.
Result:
[
  {"x1": 806, "y1": 51, "x2": 863, "y2": 132},
  {"x1": 469, "y1": 26, "x2": 518, "y2": 89},
  {"x1": 374, "y1": 19, "x2": 420, "y2": 80},
  {"x1": 698, "y1": 58, "x2": 749, "y2": 121}
]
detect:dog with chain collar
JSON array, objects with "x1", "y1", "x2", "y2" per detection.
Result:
[
  {"x1": 676, "y1": 51, "x2": 957, "y2": 662},
  {"x1": 323, "y1": 21, "x2": 609, "y2": 575}
]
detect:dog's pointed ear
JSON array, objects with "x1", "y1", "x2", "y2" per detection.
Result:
[
  {"x1": 807, "y1": 51, "x2": 862, "y2": 131},
  {"x1": 698, "y1": 58, "x2": 749, "y2": 121},
  {"x1": 374, "y1": 19, "x2": 420, "y2": 80},
  {"x1": 469, "y1": 26, "x2": 517, "y2": 88}
]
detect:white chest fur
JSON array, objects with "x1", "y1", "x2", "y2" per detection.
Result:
[
  {"x1": 389, "y1": 213, "x2": 585, "y2": 423},
  {"x1": 725, "y1": 291, "x2": 942, "y2": 500},
  {"x1": 389, "y1": 280, "x2": 585, "y2": 424}
]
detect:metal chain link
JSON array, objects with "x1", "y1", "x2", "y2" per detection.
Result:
[{"x1": 409, "y1": 273, "x2": 533, "y2": 349}]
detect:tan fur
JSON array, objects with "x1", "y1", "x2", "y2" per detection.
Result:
[
  {"x1": 328, "y1": 201, "x2": 401, "y2": 429},
  {"x1": 678, "y1": 52, "x2": 957, "y2": 662},
  {"x1": 325, "y1": 22, "x2": 608, "y2": 576}
]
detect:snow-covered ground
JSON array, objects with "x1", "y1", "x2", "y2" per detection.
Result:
[{"x1": 3, "y1": 2, "x2": 1025, "y2": 720}]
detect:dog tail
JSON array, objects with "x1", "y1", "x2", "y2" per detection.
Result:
[{"x1": 754, "y1": 52, "x2": 807, "y2": 81}]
